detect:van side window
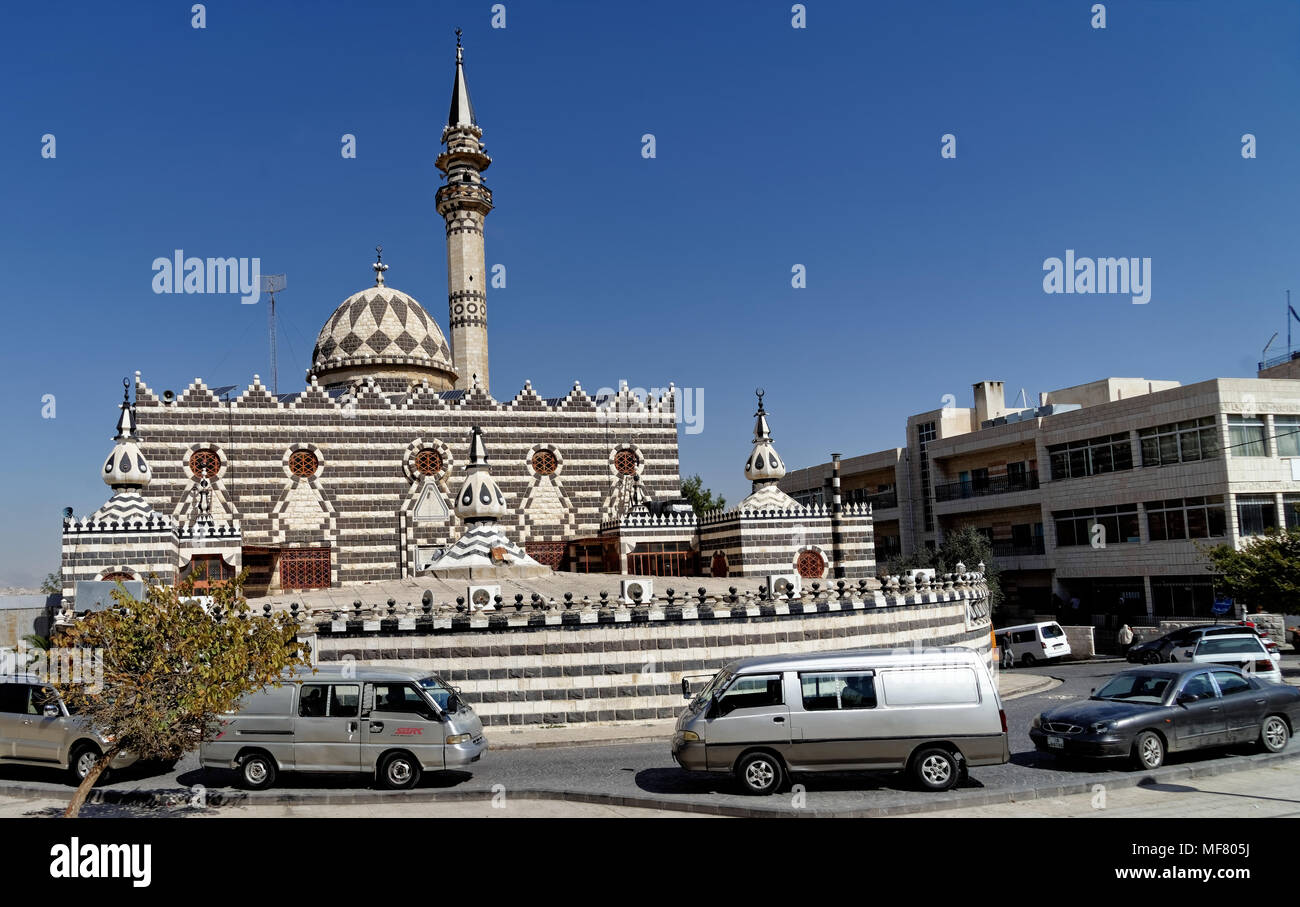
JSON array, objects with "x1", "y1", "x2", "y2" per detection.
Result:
[
  {"x1": 373, "y1": 683, "x2": 433, "y2": 717},
  {"x1": 0, "y1": 683, "x2": 29, "y2": 714},
  {"x1": 1012, "y1": 630, "x2": 1035, "y2": 644},
  {"x1": 332, "y1": 685, "x2": 360, "y2": 717},
  {"x1": 801, "y1": 672, "x2": 877, "y2": 711},
  {"x1": 29, "y1": 686, "x2": 59, "y2": 715},
  {"x1": 299, "y1": 684, "x2": 329, "y2": 717},
  {"x1": 718, "y1": 675, "x2": 783, "y2": 714}
]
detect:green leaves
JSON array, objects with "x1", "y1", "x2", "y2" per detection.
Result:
[
  {"x1": 680, "y1": 475, "x2": 726, "y2": 516},
  {"x1": 1203, "y1": 529, "x2": 1300, "y2": 614},
  {"x1": 54, "y1": 571, "x2": 310, "y2": 815}
]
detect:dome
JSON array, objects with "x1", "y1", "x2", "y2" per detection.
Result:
[{"x1": 311, "y1": 283, "x2": 457, "y2": 389}]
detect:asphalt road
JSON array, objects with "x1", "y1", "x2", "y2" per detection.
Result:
[{"x1": 4, "y1": 658, "x2": 1296, "y2": 816}]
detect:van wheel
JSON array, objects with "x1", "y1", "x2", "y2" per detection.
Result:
[
  {"x1": 1020, "y1": 653, "x2": 1037, "y2": 667},
  {"x1": 911, "y1": 746, "x2": 960, "y2": 792},
  {"x1": 67, "y1": 743, "x2": 105, "y2": 786},
  {"x1": 1259, "y1": 715, "x2": 1290, "y2": 753},
  {"x1": 735, "y1": 752, "x2": 784, "y2": 796},
  {"x1": 1132, "y1": 731, "x2": 1165, "y2": 770},
  {"x1": 379, "y1": 752, "x2": 421, "y2": 790},
  {"x1": 237, "y1": 752, "x2": 277, "y2": 790}
]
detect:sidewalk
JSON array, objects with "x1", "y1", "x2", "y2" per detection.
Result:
[{"x1": 486, "y1": 670, "x2": 1058, "y2": 750}]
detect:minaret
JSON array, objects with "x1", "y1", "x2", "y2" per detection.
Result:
[
  {"x1": 435, "y1": 30, "x2": 494, "y2": 394},
  {"x1": 743, "y1": 389, "x2": 787, "y2": 493},
  {"x1": 102, "y1": 378, "x2": 152, "y2": 492}
]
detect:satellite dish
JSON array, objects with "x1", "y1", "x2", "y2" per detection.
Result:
[{"x1": 162, "y1": 389, "x2": 176, "y2": 403}]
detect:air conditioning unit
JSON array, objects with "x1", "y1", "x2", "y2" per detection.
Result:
[
  {"x1": 466, "y1": 584, "x2": 500, "y2": 612},
  {"x1": 767, "y1": 574, "x2": 801, "y2": 599},
  {"x1": 621, "y1": 578, "x2": 653, "y2": 605}
]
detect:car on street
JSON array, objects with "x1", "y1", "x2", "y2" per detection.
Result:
[
  {"x1": 1187, "y1": 633, "x2": 1281, "y2": 684},
  {"x1": 1029, "y1": 663, "x2": 1300, "y2": 770},
  {"x1": 672, "y1": 647, "x2": 1009, "y2": 794},
  {"x1": 0, "y1": 675, "x2": 139, "y2": 785},
  {"x1": 1127, "y1": 624, "x2": 1277, "y2": 665}
]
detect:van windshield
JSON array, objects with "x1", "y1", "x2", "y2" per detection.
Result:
[
  {"x1": 690, "y1": 669, "x2": 733, "y2": 710},
  {"x1": 417, "y1": 676, "x2": 459, "y2": 712}
]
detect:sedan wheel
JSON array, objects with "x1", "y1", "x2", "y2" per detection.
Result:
[
  {"x1": 1142, "y1": 651, "x2": 1161, "y2": 665},
  {"x1": 1260, "y1": 715, "x2": 1290, "y2": 753},
  {"x1": 1132, "y1": 731, "x2": 1165, "y2": 770}
]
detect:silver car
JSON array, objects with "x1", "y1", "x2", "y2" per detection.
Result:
[
  {"x1": 200, "y1": 665, "x2": 487, "y2": 790},
  {"x1": 0, "y1": 675, "x2": 138, "y2": 784},
  {"x1": 671, "y1": 647, "x2": 1009, "y2": 794}
]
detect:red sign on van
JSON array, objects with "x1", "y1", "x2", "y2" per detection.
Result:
[{"x1": 394, "y1": 728, "x2": 423, "y2": 736}]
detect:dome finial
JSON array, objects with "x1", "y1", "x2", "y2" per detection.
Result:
[
  {"x1": 456, "y1": 27, "x2": 463, "y2": 61},
  {"x1": 373, "y1": 244, "x2": 388, "y2": 286}
]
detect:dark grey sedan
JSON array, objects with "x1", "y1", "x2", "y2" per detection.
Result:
[{"x1": 1029, "y1": 664, "x2": 1300, "y2": 770}]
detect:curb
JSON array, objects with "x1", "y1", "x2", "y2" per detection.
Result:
[
  {"x1": 5, "y1": 746, "x2": 1298, "y2": 819},
  {"x1": 999, "y1": 674, "x2": 1060, "y2": 701}
]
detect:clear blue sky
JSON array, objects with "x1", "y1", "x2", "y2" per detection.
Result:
[{"x1": 1, "y1": 0, "x2": 1297, "y2": 587}]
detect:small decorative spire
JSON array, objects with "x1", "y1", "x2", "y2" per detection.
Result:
[{"x1": 373, "y1": 245, "x2": 388, "y2": 286}]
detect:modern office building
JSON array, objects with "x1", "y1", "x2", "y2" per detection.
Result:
[{"x1": 781, "y1": 373, "x2": 1300, "y2": 621}]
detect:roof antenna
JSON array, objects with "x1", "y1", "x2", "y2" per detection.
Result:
[{"x1": 261, "y1": 273, "x2": 287, "y2": 395}]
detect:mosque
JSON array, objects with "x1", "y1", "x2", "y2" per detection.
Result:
[{"x1": 59, "y1": 38, "x2": 875, "y2": 602}]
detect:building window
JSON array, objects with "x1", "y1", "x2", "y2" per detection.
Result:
[
  {"x1": 1235, "y1": 494, "x2": 1278, "y2": 536},
  {"x1": 1054, "y1": 504, "x2": 1140, "y2": 547},
  {"x1": 101, "y1": 571, "x2": 134, "y2": 583},
  {"x1": 1146, "y1": 496, "x2": 1227, "y2": 541},
  {"x1": 531, "y1": 450, "x2": 558, "y2": 475},
  {"x1": 289, "y1": 450, "x2": 320, "y2": 478},
  {"x1": 414, "y1": 449, "x2": 444, "y2": 476},
  {"x1": 1139, "y1": 417, "x2": 1219, "y2": 467},
  {"x1": 1047, "y1": 433, "x2": 1133, "y2": 480},
  {"x1": 796, "y1": 549, "x2": 826, "y2": 578},
  {"x1": 1227, "y1": 416, "x2": 1267, "y2": 457},
  {"x1": 1150, "y1": 576, "x2": 1216, "y2": 618},
  {"x1": 189, "y1": 449, "x2": 220, "y2": 479},
  {"x1": 917, "y1": 421, "x2": 936, "y2": 532},
  {"x1": 1275, "y1": 416, "x2": 1300, "y2": 458},
  {"x1": 1285, "y1": 495, "x2": 1300, "y2": 530},
  {"x1": 613, "y1": 449, "x2": 638, "y2": 476},
  {"x1": 280, "y1": 547, "x2": 331, "y2": 588}
]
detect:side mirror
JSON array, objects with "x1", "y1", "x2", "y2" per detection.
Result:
[
  {"x1": 43, "y1": 703, "x2": 60, "y2": 718},
  {"x1": 1177, "y1": 693, "x2": 1199, "y2": 705},
  {"x1": 681, "y1": 678, "x2": 691, "y2": 700}
]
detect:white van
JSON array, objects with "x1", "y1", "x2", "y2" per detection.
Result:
[
  {"x1": 200, "y1": 665, "x2": 486, "y2": 790},
  {"x1": 671, "y1": 647, "x2": 1009, "y2": 794},
  {"x1": 995, "y1": 622, "x2": 1071, "y2": 667}
]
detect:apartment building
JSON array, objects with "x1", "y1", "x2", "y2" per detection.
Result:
[{"x1": 781, "y1": 375, "x2": 1300, "y2": 621}]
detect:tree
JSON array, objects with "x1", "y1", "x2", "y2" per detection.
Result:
[
  {"x1": 40, "y1": 570, "x2": 61, "y2": 595},
  {"x1": 883, "y1": 527, "x2": 1002, "y2": 612},
  {"x1": 52, "y1": 572, "x2": 309, "y2": 817},
  {"x1": 1203, "y1": 529, "x2": 1300, "y2": 614},
  {"x1": 680, "y1": 474, "x2": 726, "y2": 515}
]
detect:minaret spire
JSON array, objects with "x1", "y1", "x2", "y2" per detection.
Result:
[
  {"x1": 102, "y1": 378, "x2": 152, "y2": 491},
  {"x1": 436, "y1": 31, "x2": 494, "y2": 394}
]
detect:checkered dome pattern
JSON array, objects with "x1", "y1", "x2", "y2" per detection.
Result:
[{"x1": 312, "y1": 287, "x2": 454, "y2": 373}]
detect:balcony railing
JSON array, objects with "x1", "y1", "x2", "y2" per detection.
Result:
[
  {"x1": 934, "y1": 470, "x2": 1039, "y2": 503},
  {"x1": 1259, "y1": 350, "x2": 1300, "y2": 371},
  {"x1": 990, "y1": 538, "x2": 1046, "y2": 558}
]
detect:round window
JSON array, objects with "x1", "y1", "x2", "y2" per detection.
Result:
[
  {"x1": 796, "y1": 550, "x2": 826, "y2": 579},
  {"x1": 414, "y1": 449, "x2": 444, "y2": 476},
  {"x1": 614, "y1": 449, "x2": 638, "y2": 476},
  {"x1": 189, "y1": 450, "x2": 220, "y2": 479},
  {"x1": 289, "y1": 450, "x2": 320, "y2": 478},
  {"x1": 532, "y1": 450, "x2": 558, "y2": 475}
]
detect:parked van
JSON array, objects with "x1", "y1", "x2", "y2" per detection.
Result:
[
  {"x1": 995, "y1": 622, "x2": 1071, "y2": 667},
  {"x1": 671, "y1": 647, "x2": 1009, "y2": 794},
  {"x1": 200, "y1": 665, "x2": 486, "y2": 790},
  {"x1": 0, "y1": 674, "x2": 139, "y2": 785}
]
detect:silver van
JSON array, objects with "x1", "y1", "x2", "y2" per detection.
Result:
[
  {"x1": 671, "y1": 647, "x2": 1009, "y2": 794},
  {"x1": 200, "y1": 665, "x2": 486, "y2": 790},
  {"x1": 0, "y1": 675, "x2": 139, "y2": 784}
]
